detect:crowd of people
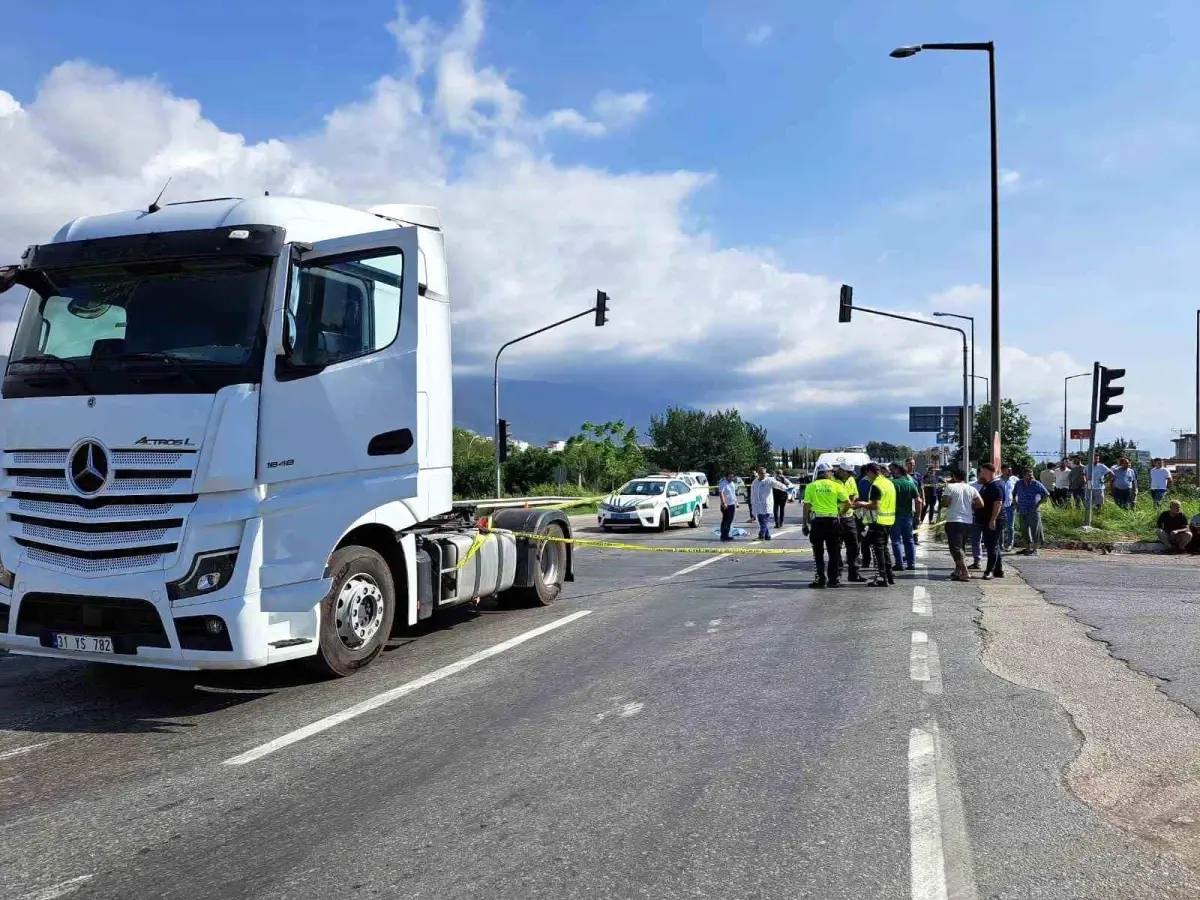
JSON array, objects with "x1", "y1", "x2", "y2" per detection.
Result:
[{"x1": 713, "y1": 453, "x2": 1194, "y2": 573}]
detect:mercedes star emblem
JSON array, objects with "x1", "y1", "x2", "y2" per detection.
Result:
[{"x1": 68, "y1": 440, "x2": 110, "y2": 495}]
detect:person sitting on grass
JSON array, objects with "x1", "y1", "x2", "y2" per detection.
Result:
[
  {"x1": 1157, "y1": 501, "x2": 1192, "y2": 553},
  {"x1": 1188, "y1": 511, "x2": 1200, "y2": 554}
]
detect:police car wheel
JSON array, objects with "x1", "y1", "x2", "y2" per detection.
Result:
[
  {"x1": 689, "y1": 505, "x2": 701, "y2": 528},
  {"x1": 657, "y1": 510, "x2": 669, "y2": 532}
]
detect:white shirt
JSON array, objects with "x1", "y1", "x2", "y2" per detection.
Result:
[
  {"x1": 942, "y1": 482, "x2": 982, "y2": 524},
  {"x1": 1054, "y1": 467, "x2": 1071, "y2": 489},
  {"x1": 1151, "y1": 468, "x2": 1171, "y2": 491},
  {"x1": 1039, "y1": 468, "x2": 1055, "y2": 490},
  {"x1": 1091, "y1": 464, "x2": 1112, "y2": 489},
  {"x1": 718, "y1": 478, "x2": 738, "y2": 507},
  {"x1": 750, "y1": 477, "x2": 786, "y2": 517}
]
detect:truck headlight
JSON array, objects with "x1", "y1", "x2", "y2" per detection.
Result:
[
  {"x1": 167, "y1": 549, "x2": 239, "y2": 602},
  {"x1": 0, "y1": 554, "x2": 13, "y2": 590}
]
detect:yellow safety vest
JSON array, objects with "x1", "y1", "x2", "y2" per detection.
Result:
[
  {"x1": 804, "y1": 477, "x2": 844, "y2": 517},
  {"x1": 837, "y1": 476, "x2": 858, "y2": 518},
  {"x1": 869, "y1": 476, "x2": 897, "y2": 526}
]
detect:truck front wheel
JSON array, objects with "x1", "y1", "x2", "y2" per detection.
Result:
[{"x1": 311, "y1": 546, "x2": 396, "y2": 678}]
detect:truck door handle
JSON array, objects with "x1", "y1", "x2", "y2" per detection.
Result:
[{"x1": 367, "y1": 428, "x2": 414, "y2": 456}]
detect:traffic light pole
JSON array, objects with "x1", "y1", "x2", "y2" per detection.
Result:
[
  {"x1": 1084, "y1": 361, "x2": 1101, "y2": 528},
  {"x1": 492, "y1": 299, "x2": 606, "y2": 498},
  {"x1": 843, "y1": 302, "x2": 971, "y2": 482}
]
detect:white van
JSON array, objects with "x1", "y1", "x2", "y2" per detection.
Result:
[
  {"x1": 678, "y1": 472, "x2": 710, "y2": 508},
  {"x1": 812, "y1": 451, "x2": 872, "y2": 478}
]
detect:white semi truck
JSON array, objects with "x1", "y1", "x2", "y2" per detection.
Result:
[{"x1": 0, "y1": 196, "x2": 574, "y2": 676}]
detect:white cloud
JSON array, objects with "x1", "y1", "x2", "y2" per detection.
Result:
[
  {"x1": 746, "y1": 25, "x2": 773, "y2": 46},
  {"x1": 927, "y1": 284, "x2": 988, "y2": 309},
  {"x1": 0, "y1": 0, "x2": 1075, "y2": 436}
]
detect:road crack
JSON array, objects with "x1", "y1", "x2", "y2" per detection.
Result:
[{"x1": 975, "y1": 566, "x2": 1200, "y2": 874}]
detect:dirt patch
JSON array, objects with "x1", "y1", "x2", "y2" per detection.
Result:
[{"x1": 978, "y1": 570, "x2": 1200, "y2": 874}]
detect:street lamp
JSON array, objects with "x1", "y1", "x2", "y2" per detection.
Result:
[
  {"x1": 1063, "y1": 371, "x2": 1090, "y2": 461},
  {"x1": 934, "y1": 312, "x2": 975, "y2": 412},
  {"x1": 970, "y1": 374, "x2": 989, "y2": 397},
  {"x1": 891, "y1": 41, "x2": 1001, "y2": 468}
]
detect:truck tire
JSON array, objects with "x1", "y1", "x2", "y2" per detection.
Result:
[
  {"x1": 657, "y1": 510, "x2": 669, "y2": 532},
  {"x1": 689, "y1": 505, "x2": 701, "y2": 528},
  {"x1": 310, "y1": 546, "x2": 396, "y2": 678},
  {"x1": 506, "y1": 522, "x2": 566, "y2": 607}
]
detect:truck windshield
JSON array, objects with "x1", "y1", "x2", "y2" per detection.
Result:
[{"x1": 4, "y1": 257, "x2": 272, "y2": 398}]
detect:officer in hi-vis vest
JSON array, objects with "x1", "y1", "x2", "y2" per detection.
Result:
[
  {"x1": 802, "y1": 462, "x2": 849, "y2": 589},
  {"x1": 854, "y1": 462, "x2": 897, "y2": 587},
  {"x1": 832, "y1": 462, "x2": 867, "y2": 584}
]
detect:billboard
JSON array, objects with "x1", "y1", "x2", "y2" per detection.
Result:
[{"x1": 909, "y1": 406, "x2": 943, "y2": 433}]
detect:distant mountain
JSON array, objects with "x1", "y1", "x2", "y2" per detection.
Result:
[{"x1": 452, "y1": 374, "x2": 683, "y2": 445}]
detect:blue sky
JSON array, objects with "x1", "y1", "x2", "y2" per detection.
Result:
[{"x1": 1, "y1": 1, "x2": 1197, "y2": 455}]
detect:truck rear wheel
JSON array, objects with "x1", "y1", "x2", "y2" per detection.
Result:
[
  {"x1": 311, "y1": 546, "x2": 396, "y2": 678},
  {"x1": 507, "y1": 523, "x2": 566, "y2": 607}
]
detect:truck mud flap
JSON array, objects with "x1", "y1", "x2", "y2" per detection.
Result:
[{"x1": 489, "y1": 508, "x2": 574, "y2": 586}]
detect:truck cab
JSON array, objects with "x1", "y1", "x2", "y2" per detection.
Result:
[{"x1": 0, "y1": 196, "x2": 570, "y2": 676}]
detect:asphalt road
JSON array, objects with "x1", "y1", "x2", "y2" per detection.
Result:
[{"x1": 2, "y1": 506, "x2": 1199, "y2": 899}]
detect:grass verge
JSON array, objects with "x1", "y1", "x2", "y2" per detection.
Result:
[{"x1": 1040, "y1": 496, "x2": 1199, "y2": 543}]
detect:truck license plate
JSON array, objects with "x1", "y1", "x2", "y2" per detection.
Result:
[{"x1": 53, "y1": 634, "x2": 114, "y2": 654}]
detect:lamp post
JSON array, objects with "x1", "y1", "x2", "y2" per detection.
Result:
[
  {"x1": 1063, "y1": 371, "x2": 1090, "y2": 461},
  {"x1": 891, "y1": 41, "x2": 1001, "y2": 468},
  {"x1": 934, "y1": 312, "x2": 975, "y2": 412},
  {"x1": 1195, "y1": 310, "x2": 1199, "y2": 480}
]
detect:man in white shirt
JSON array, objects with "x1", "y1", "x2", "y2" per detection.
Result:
[
  {"x1": 1090, "y1": 455, "x2": 1112, "y2": 509},
  {"x1": 1149, "y1": 459, "x2": 1172, "y2": 507},
  {"x1": 750, "y1": 467, "x2": 789, "y2": 541},
  {"x1": 1039, "y1": 465, "x2": 1056, "y2": 493},
  {"x1": 717, "y1": 470, "x2": 739, "y2": 541},
  {"x1": 1053, "y1": 461, "x2": 1072, "y2": 506},
  {"x1": 940, "y1": 469, "x2": 984, "y2": 582}
]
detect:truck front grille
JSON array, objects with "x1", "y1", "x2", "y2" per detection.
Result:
[
  {"x1": 16, "y1": 592, "x2": 170, "y2": 652},
  {"x1": 3, "y1": 447, "x2": 199, "y2": 574}
]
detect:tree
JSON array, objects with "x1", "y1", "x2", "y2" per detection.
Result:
[
  {"x1": 502, "y1": 445, "x2": 558, "y2": 493},
  {"x1": 452, "y1": 428, "x2": 495, "y2": 498},
  {"x1": 1094, "y1": 437, "x2": 1137, "y2": 466},
  {"x1": 744, "y1": 421, "x2": 775, "y2": 468},
  {"x1": 955, "y1": 400, "x2": 1033, "y2": 473},
  {"x1": 866, "y1": 441, "x2": 914, "y2": 462},
  {"x1": 648, "y1": 407, "x2": 759, "y2": 478},
  {"x1": 560, "y1": 421, "x2": 646, "y2": 491}
]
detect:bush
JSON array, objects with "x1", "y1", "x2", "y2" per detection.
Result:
[{"x1": 1041, "y1": 494, "x2": 1200, "y2": 543}]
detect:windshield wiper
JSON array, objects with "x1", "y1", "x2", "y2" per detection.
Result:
[
  {"x1": 96, "y1": 351, "x2": 203, "y2": 390},
  {"x1": 8, "y1": 354, "x2": 92, "y2": 390}
]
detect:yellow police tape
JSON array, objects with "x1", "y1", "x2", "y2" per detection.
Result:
[{"x1": 456, "y1": 516, "x2": 947, "y2": 568}]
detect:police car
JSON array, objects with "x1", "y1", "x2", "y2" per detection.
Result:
[{"x1": 598, "y1": 475, "x2": 704, "y2": 531}]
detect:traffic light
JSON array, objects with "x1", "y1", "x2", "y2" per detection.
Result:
[
  {"x1": 595, "y1": 290, "x2": 609, "y2": 327},
  {"x1": 838, "y1": 284, "x2": 853, "y2": 323},
  {"x1": 1097, "y1": 366, "x2": 1125, "y2": 422},
  {"x1": 498, "y1": 419, "x2": 509, "y2": 462}
]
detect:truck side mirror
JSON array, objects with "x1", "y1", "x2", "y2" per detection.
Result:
[{"x1": 0, "y1": 266, "x2": 16, "y2": 294}]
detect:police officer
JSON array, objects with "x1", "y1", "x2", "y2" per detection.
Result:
[
  {"x1": 854, "y1": 462, "x2": 897, "y2": 587},
  {"x1": 833, "y1": 462, "x2": 867, "y2": 583},
  {"x1": 802, "y1": 462, "x2": 847, "y2": 589}
]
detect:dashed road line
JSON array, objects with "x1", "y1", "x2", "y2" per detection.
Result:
[
  {"x1": 910, "y1": 631, "x2": 930, "y2": 682},
  {"x1": 908, "y1": 728, "x2": 949, "y2": 900},
  {"x1": 0, "y1": 741, "x2": 57, "y2": 762},
  {"x1": 224, "y1": 610, "x2": 593, "y2": 765},
  {"x1": 912, "y1": 586, "x2": 931, "y2": 617},
  {"x1": 663, "y1": 555, "x2": 727, "y2": 580}
]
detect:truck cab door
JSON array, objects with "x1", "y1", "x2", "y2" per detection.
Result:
[{"x1": 258, "y1": 226, "x2": 420, "y2": 490}]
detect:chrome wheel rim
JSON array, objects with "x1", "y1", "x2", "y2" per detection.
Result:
[{"x1": 335, "y1": 574, "x2": 384, "y2": 650}]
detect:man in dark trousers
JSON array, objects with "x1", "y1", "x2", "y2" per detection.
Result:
[
  {"x1": 833, "y1": 463, "x2": 867, "y2": 583},
  {"x1": 802, "y1": 462, "x2": 847, "y2": 589},
  {"x1": 772, "y1": 469, "x2": 789, "y2": 529},
  {"x1": 717, "y1": 470, "x2": 739, "y2": 541},
  {"x1": 976, "y1": 462, "x2": 1006, "y2": 579},
  {"x1": 854, "y1": 463, "x2": 897, "y2": 587},
  {"x1": 856, "y1": 468, "x2": 874, "y2": 569}
]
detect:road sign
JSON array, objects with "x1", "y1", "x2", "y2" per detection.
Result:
[
  {"x1": 909, "y1": 406, "x2": 943, "y2": 433},
  {"x1": 1069, "y1": 428, "x2": 1091, "y2": 440},
  {"x1": 941, "y1": 405, "x2": 964, "y2": 434},
  {"x1": 553, "y1": 466, "x2": 568, "y2": 486},
  {"x1": 936, "y1": 432, "x2": 952, "y2": 445}
]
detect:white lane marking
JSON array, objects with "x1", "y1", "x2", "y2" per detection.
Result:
[
  {"x1": 618, "y1": 702, "x2": 644, "y2": 717},
  {"x1": 925, "y1": 639, "x2": 944, "y2": 696},
  {"x1": 663, "y1": 555, "x2": 728, "y2": 580},
  {"x1": 0, "y1": 740, "x2": 55, "y2": 761},
  {"x1": 224, "y1": 610, "x2": 593, "y2": 765},
  {"x1": 708, "y1": 619, "x2": 722, "y2": 626},
  {"x1": 910, "y1": 631, "x2": 930, "y2": 682},
  {"x1": 912, "y1": 586, "x2": 931, "y2": 617},
  {"x1": 684, "y1": 621, "x2": 696, "y2": 628},
  {"x1": 909, "y1": 728, "x2": 949, "y2": 900},
  {"x1": 16, "y1": 875, "x2": 95, "y2": 900}
]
